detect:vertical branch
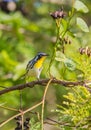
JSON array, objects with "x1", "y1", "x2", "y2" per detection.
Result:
[
  {"x1": 72, "y1": 0, "x2": 75, "y2": 6},
  {"x1": 19, "y1": 90, "x2": 23, "y2": 130},
  {"x1": 48, "y1": 23, "x2": 60, "y2": 74},
  {"x1": 41, "y1": 78, "x2": 53, "y2": 130},
  {"x1": 21, "y1": 114, "x2": 24, "y2": 130},
  {"x1": 19, "y1": 90, "x2": 23, "y2": 110}
]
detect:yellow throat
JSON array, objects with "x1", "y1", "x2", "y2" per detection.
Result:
[{"x1": 34, "y1": 56, "x2": 46, "y2": 69}]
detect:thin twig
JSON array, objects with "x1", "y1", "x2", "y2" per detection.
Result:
[
  {"x1": 21, "y1": 114, "x2": 24, "y2": 130},
  {"x1": 44, "y1": 121, "x2": 55, "y2": 125},
  {"x1": 0, "y1": 101, "x2": 42, "y2": 128},
  {"x1": 46, "y1": 117, "x2": 74, "y2": 127},
  {"x1": 72, "y1": 0, "x2": 75, "y2": 6},
  {"x1": 19, "y1": 89, "x2": 23, "y2": 130},
  {"x1": 41, "y1": 78, "x2": 53, "y2": 130},
  {"x1": 0, "y1": 105, "x2": 18, "y2": 112},
  {"x1": 29, "y1": 111, "x2": 41, "y2": 121}
]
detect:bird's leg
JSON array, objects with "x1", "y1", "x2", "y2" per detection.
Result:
[{"x1": 37, "y1": 67, "x2": 43, "y2": 80}]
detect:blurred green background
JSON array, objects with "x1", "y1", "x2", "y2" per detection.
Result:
[{"x1": 0, "y1": 0, "x2": 91, "y2": 129}]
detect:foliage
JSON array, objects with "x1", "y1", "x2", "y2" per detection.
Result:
[
  {"x1": 30, "y1": 118, "x2": 41, "y2": 130},
  {"x1": 74, "y1": 0, "x2": 89, "y2": 13},
  {"x1": 49, "y1": 0, "x2": 91, "y2": 129},
  {"x1": 56, "y1": 86, "x2": 91, "y2": 129},
  {"x1": 0, "y1": 0, "x2": 91, "y2": 130},
  {"x1": 77, "y1": 17, "x2": 89, "y2": 32}
]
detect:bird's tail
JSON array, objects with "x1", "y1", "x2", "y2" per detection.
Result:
[{"x1": 20, "y1": 73, "x2": 26, "y2": 80}]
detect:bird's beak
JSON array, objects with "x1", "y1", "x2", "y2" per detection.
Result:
[{"x1": 45, "y1": 54, "x2": 49, "y2": 56}]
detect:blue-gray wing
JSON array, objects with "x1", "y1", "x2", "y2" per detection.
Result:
[
  {"x1": 26, "y1": 56, "x2": 38, "y2": 70},
  {"x1": 21, "y1": 56, "x2": 38, "y2": 78},
  {"x1": 20, "y1": 59, "x2": 34, "y2": 79},
  {"x1": 26, "y1": 56, "x2": 38, "y2": 74},
  {"x1": 26, "y1": 59, "x2": 34, "y2": 71}
]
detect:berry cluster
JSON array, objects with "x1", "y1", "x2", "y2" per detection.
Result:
[{"x1": 15, "y1": 116, "x2": 30, "y2": 130}]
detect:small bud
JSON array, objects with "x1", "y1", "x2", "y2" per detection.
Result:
[
  {"x1": 79, "y1": 48, "x2": 84, "y2": 55},
  {"x1": 69, "y1": 40, "x2": 71, "y2": 44},
  {"x1": 26, "y1": 118, "x2": 30, "y2": 121},
  {"x1": 50, "y1": 9, "x2": 66, "y2": 19},
  {"x1": 15, "y1": 116, "x2": 22, "y2": 120},
  {"x1": 62, "y1": 37, "x2": 72, "y2": 45},
  {"x1": 79, "y1": 47, "x2": 91, "y2": 57}
]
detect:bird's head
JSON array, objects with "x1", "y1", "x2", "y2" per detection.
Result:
[{"x1": 34, "y1": 52, "x2": 49, "y2": 68}]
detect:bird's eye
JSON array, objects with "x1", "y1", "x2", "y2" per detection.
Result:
[{"x1": 38, "y1": 54, "x2": 42, "y2": 59}]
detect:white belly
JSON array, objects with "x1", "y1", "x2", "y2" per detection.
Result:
[{"x1": 27, "y1": 67, "x2": 42, "y2": 79}]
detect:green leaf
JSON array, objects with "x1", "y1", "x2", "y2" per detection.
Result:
[
  {"x1": 61, "y1": 19, "x2": 68, "y2": 32},
  {"x1": 74, "y1": 0, "x2": 89, "y2": 13},
  {"x1": 1, "y1": 50, "x2": 18, "y2": 66},
  {"x1": 55, "y1": 51, "x2": 66, "y2": 62},
  {"x1": 55, "y1": 51, "x2": 76, "y2": 71},
  {"x1": 64, "y1": 58, "x2": 76, "y2": 71},
  {"x1": 30, "y1": 118, "x2": 41, "y2": 130},
  {"x1": 77, "y1": 17, "x2": 89, "y2": 32}
]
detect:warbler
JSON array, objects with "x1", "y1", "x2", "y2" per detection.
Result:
[{"x1": 24, "y1": 52, "x2": 48, "y2": 80}]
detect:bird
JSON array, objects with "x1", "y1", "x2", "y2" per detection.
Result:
[{"x1": 24, "y1": 52, "x2": 48, "y2": 81}]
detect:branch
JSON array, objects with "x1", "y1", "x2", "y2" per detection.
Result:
[
  {"x1": 0, "y1": 101, "x2": 43, "y2": 128},
  {"x1": 0, "y1": 78, "x2": 86, "y2": 96},
  {"x1": 41, "y1": 78, "x2": 53, "y2": 130}
]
